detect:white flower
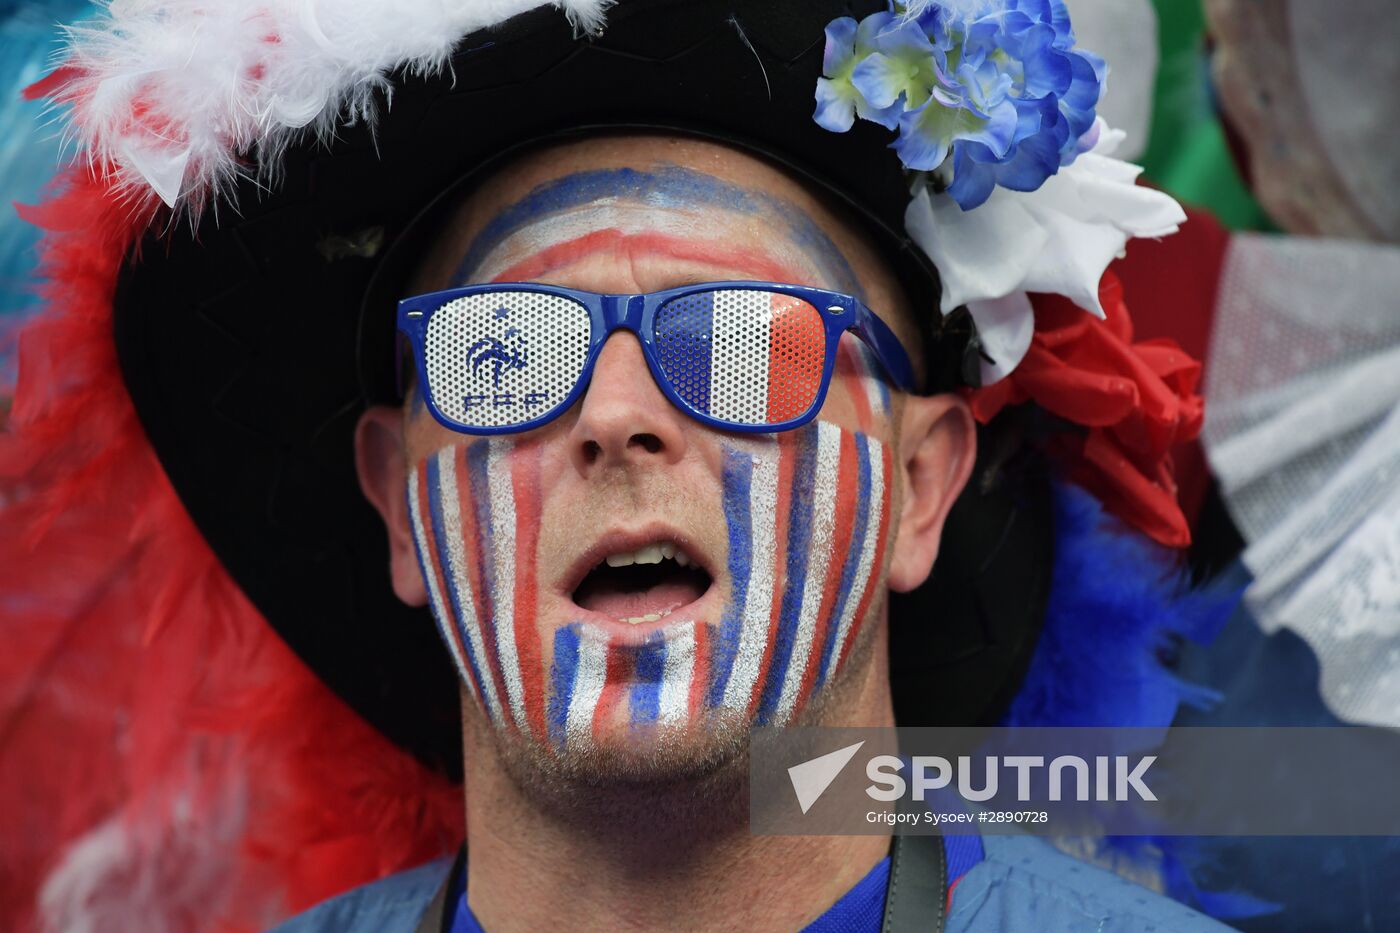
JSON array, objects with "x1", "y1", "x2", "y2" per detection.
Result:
[{"x1": 905, "y1": 119, "x2": 1185, "y2": 383}]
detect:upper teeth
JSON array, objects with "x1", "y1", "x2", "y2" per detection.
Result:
[{"x1": 603, "y1": 542, "x2": 691, "y2": 568}]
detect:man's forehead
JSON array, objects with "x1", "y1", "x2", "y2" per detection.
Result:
[{"x1": 411, "y1": 133, "x2": 926, "y2": 365}]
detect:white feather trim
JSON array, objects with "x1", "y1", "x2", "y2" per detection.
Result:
[
  {"x1": 47, "y1": 0, "x2": 613, "y2": 211},
  {"x1": 905, "y1": 119, "x2": 1186, "y2": 383}
]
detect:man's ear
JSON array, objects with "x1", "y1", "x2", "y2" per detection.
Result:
[
  {"x1": 354, "y1": 405, "x2": 428, "y2": 607},
  {"x1": 887, "y1": 393, "x2": 976, "y2": 593}
]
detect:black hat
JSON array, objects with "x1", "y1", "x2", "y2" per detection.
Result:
[{"x1": 106, "y1": 0, "x2": 1050, "y2": 774}]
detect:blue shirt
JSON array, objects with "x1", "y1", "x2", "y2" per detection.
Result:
[
  {"x1": 270, "y1": 834, "x2": 1230, "y2": 932},
  {"x1": 448, "y1": 834, "x2": 986, "y2": 932}
]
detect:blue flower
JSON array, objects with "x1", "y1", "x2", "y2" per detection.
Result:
[
  {"x1": 813, "y1": 13, "x2": 905, "y2": 133},
  {"x1": 814, "y1": 0, "x2": 1106, "y2": 210}
]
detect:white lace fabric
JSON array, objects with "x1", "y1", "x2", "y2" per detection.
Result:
[{"x1": 1203, "y1": 233, "x2": 1400, "y2": 727}]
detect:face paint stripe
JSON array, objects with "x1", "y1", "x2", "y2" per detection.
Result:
[
  {"x1": 836, "y1": 440, "x2": 893, "y2": 674},
  {"x1": 486, "y1": 440, "x2": 529, "y2": 733},
  {"x1": 466, "y1": 441, "x2": 502, "y2": 709},
  {"x1": 454, "y1": 166, "x2": 861, "y2": 295},
  {"x1": 407, "y1": 464, "x2": 482, "y2": 710},
  {"x1": 688, "y1": 622, "x2": 710, "y2": 720},
  {"x1": 708, "y1": 447, "x2": 753, "y2": 707},
  {"x1": 427, "y1": 451, "x2": 502, "y2": 722},
  {"x1": 721, "y1": 439, "x2": 783, "y2": 713},
  {"x1": 756, "y1": 427, "x2": 818, "y2": 725},
  {"x1": 548, "y1": 625, "x2": 582, "y2": 746},
  {"x1": 591, "y1": 641, "x2": 631, "y2": 739},
  {"x1": 658, "y1": 622, "x2": 695, "y2": 724},
  {"x1": 510, "y1": 443, "x2": 548, "y2": 741},
  {"x1": 630, "y1": 635, "x2": 665, "y2": 724},
  {"x1": 863, "y1": 342, "x2": 893, "y2": 413},
  {"x1": 488, "y1": 229, "x2": 806, "y2": 289},
  {"x1": 791, "y1": 427, "x2": 861, "y2": 718},
  {"x1": 453, "y1": 444, "x2": 510, "y2": 722},
  {"x1": 566, "y1": 629, "x2": 608, "y2": 746},
  {"x1": 818, "y1": 431, "x2": 874, "y2": 686},
  {"x1": 746, "y1": 434, "x2": 795, "y2": 718},
  {"x1": 772, "y1": 421, "x2": 843, "y2": 723},
  {"x1": 838, "y1": 341, "x2": 875, "y2": 433}
]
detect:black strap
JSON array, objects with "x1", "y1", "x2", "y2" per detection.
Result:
[
  {"x1": 416, "y1": 836, "x2": 948, "y2": 933},
  {"x1": 882, "y1": 833, "x2": 948, "y2": 933},
  {"x1": 414, "y1": 847, "x2": 465, "y2": 933}
]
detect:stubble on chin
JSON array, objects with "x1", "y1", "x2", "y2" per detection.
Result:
[{"x1": 461, "y1": 605, "x2": 884, "y2": 836}]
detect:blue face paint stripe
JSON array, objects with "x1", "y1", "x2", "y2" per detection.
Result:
[
  {"x1": 548, "y1": 624, "x2": 582, "y2": 745},
  {"x1": 452, "y1": 165, "x2": 862, "y2": 297},
  {"x1": 465, "y1": 441, "x2": 500, "y2": 657},
  {"x1": 817, "y1": 431, "x2": 872, "y2": 686},
  {"x1": 756, "y1": 428, "x2": 819, "y2": 724},
  {"x1": 629, "y1": 634, "x2": 666, "y2": 724},
  {"x1": 707, "y1": 447, "x2": 754, "y2": 707},
  {"x1": 424, "y1": 454, "x2": 491, "y2": 703}
]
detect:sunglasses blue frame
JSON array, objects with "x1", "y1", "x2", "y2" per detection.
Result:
[{"x1": 396, "y1": 281, "x2": 916, "y2": 436}]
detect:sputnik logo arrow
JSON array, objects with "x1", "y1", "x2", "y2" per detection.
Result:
[{"x1": 788, "y1": 741, "x2": 865, "y2": 814}]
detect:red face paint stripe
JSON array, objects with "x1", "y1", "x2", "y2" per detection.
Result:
[
  {"x1": 837, "y1": 341, "x2": 874, "y2": 433},
  {"x1": 489, "y1": 229, "x2": 806, "y2": 285},
  {"x1": 456, "y1": 447, "x2": 510, "y2": 721},
  {"x1": 688, "y1": 622, "x2": 710, "y2": 720},
  {"x1": 510, "y1": 442, "x2": 548, "y2": 741},
  {"x1": 792, "y1": 429, "x2": 860, "y2": 718},
  {"x1": 418, "y1": 460, "x2": 482, "y2": 708},
  {"x1": 591, "y1": 642, "x2": 632, "y2": 739},
  {"x1": 838, "y1": 443, "x2": 894, "y2": 673},
  {"x1": 747, "y1": 431, "x2": 796, "y2": 718}
]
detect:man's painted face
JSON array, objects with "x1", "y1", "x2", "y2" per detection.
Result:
[
  {"x1": 408, "y1": 422, "x2": 890, "y2": 751},
  {"x1": 397, "y1": 138, "x2": 917, "y2": 771}
]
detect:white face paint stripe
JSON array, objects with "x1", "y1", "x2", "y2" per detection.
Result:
[
  {"x1": 830, "y1": 436, "x2": 885, "y2": 667},
  {"x1": 566, "y1": 631, "x2": 609, "y2": 745},
  {"x1": 852, "y1": 342, "x2": 888, "y2": 415},
  {"x1": 774, "y1": 421, "x2": 843, "y2": 722},
  {"x1": 722, "y1": 441, "x2": 780, "y2": 711},
  {"x1": 471, "y1": 205, "x2": 822, "y2": 285},
  {"x1": 487, "y1": 440, "x2": 528, "y2": 732},
  {"x1": 408, "y1": 465, "x2": 480, "y2": 708},
  {"x1": 658, "y1": 622, "x2": 697, "y2": 724},
  {"x1": 436, "y1": 447, "x2": 504, "y2": 724},
  {"x1": 710, "y1": 290, "x2": 775, "y2": 424}
]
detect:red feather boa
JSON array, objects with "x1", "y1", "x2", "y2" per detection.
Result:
[
  {"x1": 967, "y1": 271, "x2": 1205, "y2": 549},
  {"x1": 1, "y1": 169, "x2": 462, "y2": 932}
]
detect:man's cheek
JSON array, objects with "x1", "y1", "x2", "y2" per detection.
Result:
[
  {"x1": 713, "y1": 420, "x2": 894, "y2": 726},
  {"x1": 404, "y1": 437, "x2": 552, "y2": 739}
]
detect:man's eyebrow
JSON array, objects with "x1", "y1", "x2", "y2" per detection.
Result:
[
  {"x1": 453, "y1": 164, "x2": 861, "y2": 294},
  {"x1": 483, "y1": 229, "x2": 811, "y2": 285}
]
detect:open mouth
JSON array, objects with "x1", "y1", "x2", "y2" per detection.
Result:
[{"x1": 572, "y1": 541, "x2": 713, "y2": 624}]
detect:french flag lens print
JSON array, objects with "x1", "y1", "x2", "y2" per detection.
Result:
[
  {"x1": 423, "y1": 292, "x2": 591, "y2": 429},
  {"x1": 405, "y1": 422, "x2": 891, "y2": 750},
  {"x1": 653, "y1": 290, "x2": 826, "y2": 426}
]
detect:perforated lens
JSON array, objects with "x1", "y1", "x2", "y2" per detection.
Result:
[
  {"x1": 422, "y1": 291, "x2": 591, "y2": 429},
  {"x1": 652, "y1": 289, "x2": 826, "y2": 426}
]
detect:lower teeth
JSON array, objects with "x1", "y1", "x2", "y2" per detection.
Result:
[{"x1": 620, "y1": 607, "x2": 674, "y2": 625}]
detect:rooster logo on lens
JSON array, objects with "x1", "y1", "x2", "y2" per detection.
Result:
[
  {"x1": 462, "y1": 306, "x2": 549, "y2": 414},
  {"x1": 467, "y1": 307, "x2": 529, "y2": 389}
]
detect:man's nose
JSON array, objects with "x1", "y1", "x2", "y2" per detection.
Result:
[{"x1": 568, "y1": 332, "x2": 689, "y2": 474}]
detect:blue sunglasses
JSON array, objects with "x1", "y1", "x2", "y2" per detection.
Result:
[{"x1": 397, "y1": 281, "x2": 915, "y2": 436}]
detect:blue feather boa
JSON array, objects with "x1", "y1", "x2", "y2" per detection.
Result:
[{"x1": 1001, "y1": 480, "x2": 1275, "y2": 919}]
